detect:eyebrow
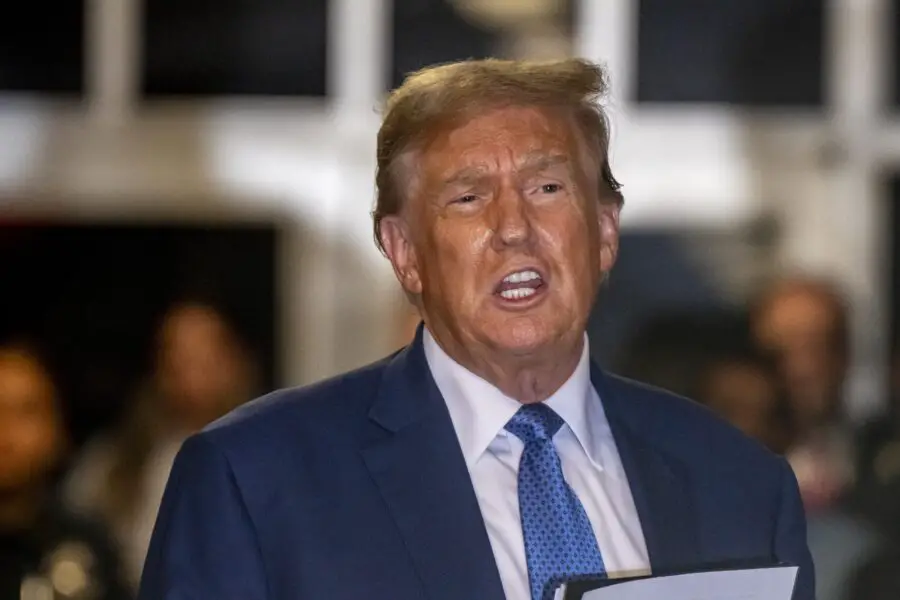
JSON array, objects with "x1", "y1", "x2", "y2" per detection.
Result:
[
  {"x1": 440, "y1": 153, "x2": 570, "y2": 188},
  {"x1": 518, "y1": 152, "x2": 569, "y2": 173},
  {"x1": 441, "y1": 165, "x2": 490, "y2": 188}
]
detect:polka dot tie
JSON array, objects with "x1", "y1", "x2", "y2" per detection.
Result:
[{"x1": 505, "y1": 403, "x2": 606, "y2": 600}]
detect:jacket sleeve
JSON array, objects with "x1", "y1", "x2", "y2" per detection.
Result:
[
  {"x1": 137, "y1": 434, "x2": 268, "y2": 600},
  {"x1": 773, "y1": 458, "x2": 816, "y2": 600}
]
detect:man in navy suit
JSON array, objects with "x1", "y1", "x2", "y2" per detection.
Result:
[{"x1": 139, "y1": 58, "x2": 815, "y2": 600}]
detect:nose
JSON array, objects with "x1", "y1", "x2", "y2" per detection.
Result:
[{"x1": 491, "y1": 186, "x2": 533, "y2": 250}]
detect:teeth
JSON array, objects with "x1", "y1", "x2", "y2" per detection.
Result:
[
  {"x1": 503, "y1": 270, "x2": 541, "y2": 284},
  {"x1": 500, "y1": 288, "x2": 537, "y2": 300}
]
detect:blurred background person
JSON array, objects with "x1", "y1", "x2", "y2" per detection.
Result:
[
  {"x1": 694, "y1": 341, "x2": 794, "y2": 455},
  {"x1": 0, "y1": 339, "x2": 130, "y2": 600},
  {"x1": 618, "y1": 310, "x2": 793, "y2": 454},
  {"x1": 750, "y1": 277, "x2": 855, "y2": 513},
  {"x1": 614, "y1": 310, "x2": 750, "y2": 400},
  {"x1": 856, "y1": 348, "x2": 900, "y2": 490},
  {"x1": 841, "y1": 348, "x2": 900, "y2": 600},
  {"x1": 748, "y1": 277, "x2": 887, "y2": 600},
  {"x1": 63, "y1": 299, "x2": 256, "y2": 589}
]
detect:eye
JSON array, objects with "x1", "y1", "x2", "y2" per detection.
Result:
[
  {"x1": 541, "y1": 183, "x2": 563, "y2": 194},
  {"x1": 453, "y1": 194, "x2": 478, "y2": 204}
]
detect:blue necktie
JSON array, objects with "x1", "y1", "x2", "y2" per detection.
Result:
[{"x1": 505, "y1": 404, "x2": 606, "y2": 600}]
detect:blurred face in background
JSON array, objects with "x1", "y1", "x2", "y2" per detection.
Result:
[
  {"x1": 753, "y1": 286, "x2": 846, "y2": 428},
  {"x1": 381, "y1": 105, "x2": 619, "y2": 367},
  {"x1": 0, "y1": 348, "x2": 65, "y2": 494},
  {"x1": 700, "y1": 359, "x2": 788, "y2": 453},
  {"x1": 156, "y1": 303, "x2": 250, "y2": 429}
]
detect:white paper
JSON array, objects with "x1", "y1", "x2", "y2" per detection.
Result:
[{"x1": 567, "y1": 566, "x2": 798, "y2": 600}]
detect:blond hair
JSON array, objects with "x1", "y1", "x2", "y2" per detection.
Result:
[{"x1": 373, "y1": 57, "x2": 623, "y2": 254}]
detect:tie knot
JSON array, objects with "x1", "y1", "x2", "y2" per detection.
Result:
[{"x1": 505, "y1": 403, "x2": 564, "y2": 444}]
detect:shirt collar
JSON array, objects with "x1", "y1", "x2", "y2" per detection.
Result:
[
  {"x1": 423, "y1": 328, "x2": 604, "y2": 471},
  {"x1": 544, "y1": 333, "x2": 605, "y2": 471},
  {"x1": 423, "y1": 328, "x2": 521, "y2": 468}
]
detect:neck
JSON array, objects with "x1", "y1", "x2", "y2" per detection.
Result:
[
  {"x1": 433, "y1": 329, "x2": 585, "y2": 404},
  {"x1": 0, "y1": 487, "x2": 44, "y2": 533}
]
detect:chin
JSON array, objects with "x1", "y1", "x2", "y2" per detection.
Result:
[{"x1": 485, "y1": 317, "x2": 559, "y2": 356}]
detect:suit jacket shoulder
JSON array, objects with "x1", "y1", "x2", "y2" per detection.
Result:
[
  {"x1": 196, "y1": 352, "x2": 398, "y2": 494},
  {"x1": 596, "y1": 371, "x2": 815, "y2": 600}
]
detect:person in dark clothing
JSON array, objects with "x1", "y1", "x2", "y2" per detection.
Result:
[
  {"x1": 0, "y1": 340, "x2": 130, "y2": 600},
  {"x1": 855, "y1": 351, "x2": 900, "y2": 490}
]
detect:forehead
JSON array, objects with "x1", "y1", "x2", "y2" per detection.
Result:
[
  {"x1": 161, "y1": 306, "x2": 228, "y2": 344},
  {"x1": 759, "y1": 290, "x2": 840, "y2": 334},
  {"x1": 420, "y1": 105, "x2": 577, "y2": 177},
  {"x1": 0, "y1": 352, "x2": 55, "y2": 408}
]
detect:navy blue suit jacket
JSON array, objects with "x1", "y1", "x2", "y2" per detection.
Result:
[{"x1": 139, "y1": 330, "x2": 815, "y2": 599}]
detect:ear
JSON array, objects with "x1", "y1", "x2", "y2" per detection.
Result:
[
  {"x1": 379, "y1": 216, "x2": 423, "y2": 295},
  {"x1": 597, "y1": 201, "x2": 620, "y2": 273}
]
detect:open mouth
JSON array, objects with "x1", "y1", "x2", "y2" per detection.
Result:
[{"x1": 493, "y1": 268, "x2": 547, "y2": 304}]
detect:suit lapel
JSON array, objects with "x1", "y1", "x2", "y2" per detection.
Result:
[
  {"x1": 361, "y1": 330, "x2": 702, "y2": 595},
  {"x1": 591, "y1": 365, "x2": 702, "y2": 573},
  {"x1": 362, "y1": 328, "x2": 506, "y2": 600}
]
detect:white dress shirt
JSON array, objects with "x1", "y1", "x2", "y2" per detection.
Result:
[{"x1": 423, "y1": 328, "x2": 650, "y2": 599}]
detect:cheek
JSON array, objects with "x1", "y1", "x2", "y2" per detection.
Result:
[
  {"x1": 12, "y1": 423, "x2": 56, "y2": 462},
  {"x1": 428, "y1": 224, "x2": 492, "y2": 287},
  {"x1": 542, "y1": 218, "x2": 602, "y2": 311},
  {"x1": 543, "y1": 213, "x2": 597, "y2": 273}
]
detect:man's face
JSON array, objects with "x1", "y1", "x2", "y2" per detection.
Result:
[
  {"x1": 0, "y1": 350, "x2": 63, "y2": 493},
  {"x1": 382, "y1": 105, "x2": 619, "y2": 361}
]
